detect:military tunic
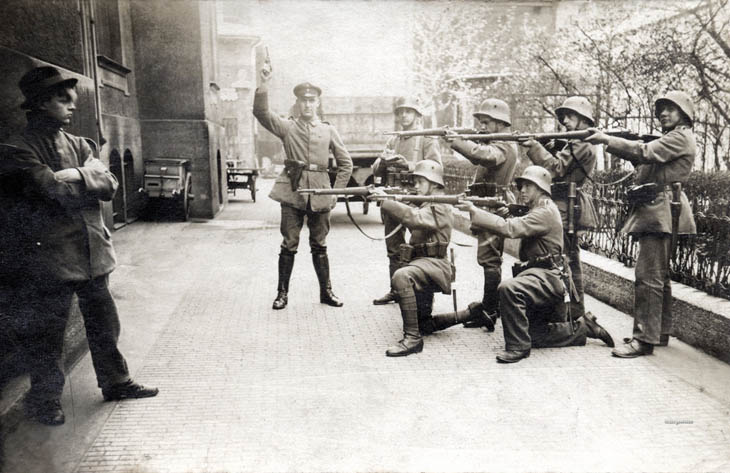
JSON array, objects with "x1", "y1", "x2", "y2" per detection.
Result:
[
  {"x1": 253, "y1": 89, "x2": 353, "y2": 252},
  {"x1": 527, "y1": 139, "x2": 599, "y2": 320},
  {"x1": 450, "y1": 137, "x2": 518, "y2": 314},
  {"x1": 381, "y1": 196, "x2": 453, "y2": 295},
  {"x1": 604, "y1": 125, "x2": 697, "y2": 344},
  {"x1": 469, "y1": 195, "x2": 587, "y2": 351},
  {"x1": 376, "y1": 133, "x2": 441, "y2": 271}
]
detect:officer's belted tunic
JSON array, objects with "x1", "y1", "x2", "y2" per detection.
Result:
[{"x1": 253, "y1": 89, "x2": 352, "y2": 252}]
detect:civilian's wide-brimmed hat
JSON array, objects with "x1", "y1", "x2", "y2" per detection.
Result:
[
  {"x1": 19, "y1": 66, "x2": 78, "y2": 109},
  {"x1": 293, "y1": 82, "x2": 322, "y2": 98}
]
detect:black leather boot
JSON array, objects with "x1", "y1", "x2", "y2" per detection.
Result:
[
  {"x1": 386, "y1": 288, "x2": 423, "y2": 357},
  {"x1": 431, "y1": 302, "x2": 495, "y2": 333},
  {"x1": 465, "y1": 267, "x2": 501, "y2": 328},
  {"x1": 272, "y1": 250, "x2": 295, "y2": 310},
  {"x1": 373, "y1": 257, "x2": 401, "y2": 305},
  {"x1": 313, "y1": 252, "x2": 343, "y2": 307}
]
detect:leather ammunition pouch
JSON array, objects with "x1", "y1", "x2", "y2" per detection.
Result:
[
  {"x1": 626, "y1": 183, "x2": 660, "y2": 205},
  {"x1": 399, "y1": 242, "x2": 448, "y2": 263},
  {"x1": 512, "y1": 253, "x2": 562, "y2": 278}
]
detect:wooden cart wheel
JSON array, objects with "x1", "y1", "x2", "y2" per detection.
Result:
[
  {"x1": 250, "y1": 176, "x2": 257, "y2": 202},
  {"x1": 180, "y1": 173, "x2": 193, "y2": 221}
]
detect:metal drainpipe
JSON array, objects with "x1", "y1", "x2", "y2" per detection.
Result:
[{"x1": 87, "y1": 0, "x2": 105, "y2": 151}]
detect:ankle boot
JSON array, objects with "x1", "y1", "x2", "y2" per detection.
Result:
[
  {"x1": 386, "y1": 286, "x2": 423, "y2": 357},
  {"x1": 312, "y1": 252, "x2": 343, "y2": 307},
  {"x1": 432, "y1": 302, "x2": 495, "y2": 333},
  {"x1": 272, "y1": 250, "x2": 295, "y2": 310}
]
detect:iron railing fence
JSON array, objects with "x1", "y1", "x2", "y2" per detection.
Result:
[{"x1": 582, "y1": 170, "x2": 730, "y2": 300}]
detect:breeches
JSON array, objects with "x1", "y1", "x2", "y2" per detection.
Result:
[
  {"x1": 383, "y1": 211, "x2": 407, "y2": 259},
  {"x1": 280, "y1": 204, "x2": 331, "y2": 253}
]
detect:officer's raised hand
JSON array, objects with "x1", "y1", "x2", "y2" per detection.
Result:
[
  {"x1": 584, "y1": 127, "x2": 609, "y2": 145},
  {"x1": 260, "y1": 62, "x2": 272, "y2": 84}
]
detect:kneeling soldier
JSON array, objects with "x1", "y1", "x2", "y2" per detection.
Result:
[
  {"x1": 370, "y1": 161, "x2": 453, "y2": 357},
  {"x1": 457, "y1": 166, "x2": 614, "y2": 363}
]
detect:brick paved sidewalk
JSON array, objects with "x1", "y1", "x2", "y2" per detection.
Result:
[{"x1": 5, "y1": 180, "x2": 730, "y2": 473}]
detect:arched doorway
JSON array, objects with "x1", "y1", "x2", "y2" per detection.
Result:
[{"x1": 109, "y1": 149, "x2": 136, "y2": 227}]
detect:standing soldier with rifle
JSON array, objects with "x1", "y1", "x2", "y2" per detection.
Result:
[
  {"x1": 442, "y1": 98, "x2": 518, "y2": 331},
  {"x1": 522, "y1": 96, "x2": 599, "y2": 323},
  {"x1": 456, "y1": 166, "x2": 614, "y2": 363},
  {"x1": 372, "y1": 96, "x2": 441, "y2": 306},
  {"x1": 253, "y1": 62, "x2": 352, "y2": 310},
  {"x1": 369, "y1": 161, "x2": 453, "y2": 357},
  {"x1": 585, "y1": 91, "x2": 697, "y2": 357}
]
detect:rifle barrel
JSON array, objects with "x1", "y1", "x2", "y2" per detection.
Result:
[
  {"x1": 298, "y1": 186, "x2": 372, "y2": 196},
  {"x1": 383, "y1": 127, "x2": 479, "y2": 137}
]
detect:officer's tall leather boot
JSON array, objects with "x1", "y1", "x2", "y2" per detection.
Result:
[
  {"x1": 312, "y1": 252, "x2": 343, "y2": 307},
  {"x1": 464, "y1": 267, "x2": 501, "y2": 328},
  {"x1": 373, "y1": 257, "x2": 401, "y2": 305},
  {"x1": 430, "y1": 302, "x2": 496, "y2": 333},
  {"x1": 386, "y1": 288, "x2": 423, "y2": 357},
  {"x1": 273, "y1": 250, "x2": 295, "y2": 310}
]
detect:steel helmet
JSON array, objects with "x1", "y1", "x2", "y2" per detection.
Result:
[
  {"x1": 555, "y1": 96, "x2": 594, "y2": 126},
  {"x1": 515, "y1": 165, "x2": 552, "y2": 196},
  {"x1": 472, "y1": 98, "x2": 511, "y2": 126},
  {"x1": 655, "y1": 90, "x2": 694, "y2": 125},
  {"x1": 412, "y1": 160, "x2": 445, "y2": 187},
  {"x1": 394, "y1": 96, "x2": 423, "y2": 116}
]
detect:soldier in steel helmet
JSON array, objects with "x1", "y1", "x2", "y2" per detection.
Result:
[
  {"x1": 443, "y1": 98, "x2": 518, "y2": 331},
  {"x1": 253, "y1": 64, "x2": 353, "y2": 310},
  {"x1": 369, "y1": 161, "x2": 453, "y2": 357},
  {"x1": 372, "y1": 96, "x2": 442, "y2": 307},
  {"x1": 585, "y1": 91, "x2": 697, "y2": 358},
  {"x1": 456, "y1": 166, "x2": 614, "y2": 363},
  {"x1": 521, "y1": 96, "x2": 599, "y2": 323}
]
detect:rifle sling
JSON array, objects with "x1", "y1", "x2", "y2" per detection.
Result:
[{"x1": 343, "y1": 197, "x2": 404, "y2": 241}]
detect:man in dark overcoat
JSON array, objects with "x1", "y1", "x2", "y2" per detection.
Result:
[{"x1": 1, "y1": 66, "x2": 158, "y2": 425}]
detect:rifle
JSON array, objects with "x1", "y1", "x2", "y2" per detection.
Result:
[
  {"x1": 298, "y1": 186, "x2": 529, "y2": 216},
  {"x1": 298, "y1": 185, "x2": 411, "y2": 197},
  {"x1": 446, "y1": 128, "x2": 661, "y2": 143},
  {"x1": 383, "y1": 126, "x2": 481, "y2": 137},
  {"x1": 369, "y1": 193, "x2": 529, "y2": 217}
]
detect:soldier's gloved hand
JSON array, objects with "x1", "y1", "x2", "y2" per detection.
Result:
[
  {"x1": 367, "y1": 186, "x2": 388, "y2": 200},
  {"x1": 455, "y1": 200, "x2": 475, "y2": 213},
  {"x1": 518, "y1": 138, "x2": 538, "y2": 148},
  {"x1": 584, "y1": 128, "x2": 609, "y2": 145},
  {"x1": 442, "y1": 129, "x2": 460, "y2": 142},
  {"x1": 494, "y1": 206, "x2": 511, "y2": 218},
  {"x1": 383, "y1": 154, "x2": 408, "y2": 169}
]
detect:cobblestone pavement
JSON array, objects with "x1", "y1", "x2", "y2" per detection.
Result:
[{"x1": 5, "y1": 179, "x2": 730, "y2": 473}]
